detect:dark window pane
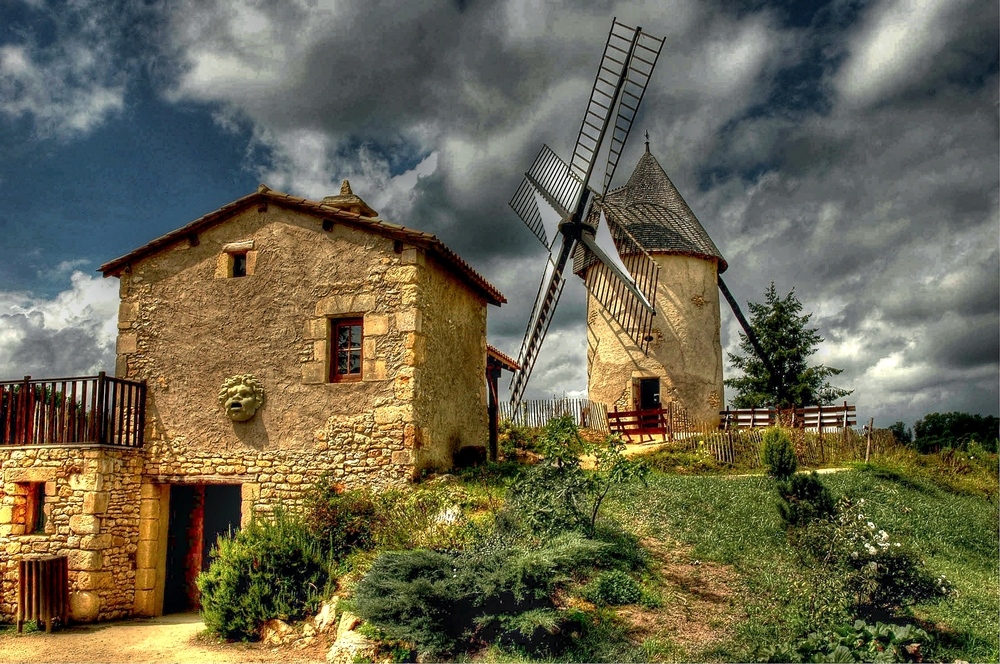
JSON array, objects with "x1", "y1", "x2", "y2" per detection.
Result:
[
  {"x1": 349, "y1": 351, "x2": 361, "y2": 374},
  {"x1": 338, "y1": 326, "x2": 351, "y2": 347},
  {"x1": 232, "y1": 253, "x2": 247, "y2": 277},
  {"x1": 350, "y1": 325, "x2": 362, "y2": 346},
  {"x1": 338, "y1": 352, "x2": 348, "y2": 375}
]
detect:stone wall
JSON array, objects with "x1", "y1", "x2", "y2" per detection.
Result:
[
  {"x1": 113, "y1": 205, "x2": 442, "y2": 479},
  {"x1": 413, "y1": 254, "x2": 489, "y2": 467},
  {"x1": 587, "y1": 254, "x2": 724, "y2": 426},
  {"x1": 0, "y1": 445, "x2": 141, "y2": 623}
]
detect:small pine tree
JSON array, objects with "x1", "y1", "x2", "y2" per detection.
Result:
[
  {"x1": 726, "y1": 282, "x2": 852, "y2": 409},
  {"x1": 762, "y1": 428, "x2": 797, "y2": 480}
]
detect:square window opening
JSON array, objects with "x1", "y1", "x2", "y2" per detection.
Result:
[
  {"x1": 231, "y1": 253, "x2": 247, "y2": 278},
  {"x1": 330, "y1": 318, "x2": 363, "y2": 382},
  {"x1": 18, "y1": 482, "x2": 46, "y2": 534}
]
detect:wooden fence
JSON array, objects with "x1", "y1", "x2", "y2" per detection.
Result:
[
  {"x1": 720, "y1": 403, "x2": 857, "y2": 431},
  {"x1": 0, "y1": 373, "x2": 146, "y2": 447},
  {"x1": 499, "y1": 398, "x2": 609, "y2": 432}
]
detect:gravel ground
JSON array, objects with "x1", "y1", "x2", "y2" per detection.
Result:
[{"x1": 0, "y1": 613, "x2": 327, "y2": 664}]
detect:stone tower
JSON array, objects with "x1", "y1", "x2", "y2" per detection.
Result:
[{"x1": 584, "y1": 147, "x2": 726, "y2": 426}]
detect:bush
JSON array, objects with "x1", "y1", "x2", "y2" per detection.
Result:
[
  {"x1": 644, "y1": 447, "x2": 724, "y2": 475},
  {"x1": 584, "y1": 570, "x2": 643, "y2": 606},
  {"x1": 776, "y1": 472, "x2": 836, "y2": 528},
  {"x1": 763, "y1": 428, "x2": 797, "y2": 479},
  {"x1": 498, "y1": 420, "x2": 541, "y2": 458},
  {"x1": 303, "y1": 476, "x2": 380, "y2": 559},
  {"x1": 505, "y1": 416, "x2": 647, "y2": 537},
  {"x1": 198, "y1": 510, "x2": 333, "y2": 640},
  {"x1": 352, "y1": 531, "x2": 606, "y2": 658},
  {"x1": 763, "y1": 619, "x2": 932, "y2": 663},
  {"x1": 791, "y1": 497, "x2": 942, "y2": 615}
]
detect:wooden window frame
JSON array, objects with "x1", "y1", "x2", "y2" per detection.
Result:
[{"x1": 330, "y1": 318, "x2": 364, "y2": 383}]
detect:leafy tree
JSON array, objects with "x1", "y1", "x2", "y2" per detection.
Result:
[
  {"x1": 725, "y1": 282, "x2": 852, "y2": 409},
  {"x1": 888, "y1": 421, "x2": 913, "y2": 445},
  {"x1": 911, "y1": 412, "x2": 999, "y2": 453}
]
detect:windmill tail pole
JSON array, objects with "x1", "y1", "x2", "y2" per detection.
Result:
[{"x1": 718, "y1": 275, "x2": 778, "y2": 382}]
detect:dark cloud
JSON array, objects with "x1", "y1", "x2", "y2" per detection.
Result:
[{"x1": 1, "y1": 0, "x2": 997, "y2": 426}]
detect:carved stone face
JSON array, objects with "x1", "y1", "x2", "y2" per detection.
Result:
[{"x1": 218, "y1": 374, "x2": 265, "y2": 422}]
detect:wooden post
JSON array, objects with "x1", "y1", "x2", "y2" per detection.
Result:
[
  {"x1": 817, "y1": 403, "x2": 824, "y2": 463},
  {"x1": 486, "y1": 365, "x2": 501, "y2": 462},
  {"x1": 95, "y1": 372, "x2": 107, "y2": 445},
  {"x1": 865, "y1": 417, "x2": 874, "y2": 463},
  {"x1": 667, "y1": 401, "x2": 674, "y2": 442}
]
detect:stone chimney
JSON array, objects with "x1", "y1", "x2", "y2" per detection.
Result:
[{"x1": 321, "y1": 180, "x2": 377, "y2": 218}]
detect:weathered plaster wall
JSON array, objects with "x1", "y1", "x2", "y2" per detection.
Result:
[
  {"x1": 0, "y1": 446, "x2": 141, "y2": 623},
  {"x1": 114, "y1": 206, "x2": 430, "y2": 491},
  {"x1": 587, "y1": 254, "x2": 724, "y2": 426},
  {"x1": 413, "y1": 255, "x2": 489, "y2": 469}
]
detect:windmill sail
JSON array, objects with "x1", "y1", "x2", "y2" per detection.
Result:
[
  {"x1": 510, "y1": 246, "x2": 570, "y2": 406},
  {"x1": 507, "y1": 19, "x2": 664, "y2": 406},
  {"x1": 509, "y1": 145, "x2": 583, "y2": 248},
  {"x1": 569, "y1": 20, "x2": 642, "y2": 189},
  {"x1": 576, "y1": 212, "x2": 659, "y2": 353},
  {"x1": 601, "y1": 31, "x2": 664, "y2": 194}
]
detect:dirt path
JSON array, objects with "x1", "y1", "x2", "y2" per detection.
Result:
[{"x1": 0, "y1": 613, "x2": 327, "y2": 663}]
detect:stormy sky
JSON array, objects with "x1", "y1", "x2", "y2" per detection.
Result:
[{"x1": 1, "y1": 0, "x2": 997, "y2": 428}]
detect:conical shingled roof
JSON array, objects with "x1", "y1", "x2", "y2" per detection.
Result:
[{"x1": 601, "y1": 149, "x2": 727, "y2": 273}]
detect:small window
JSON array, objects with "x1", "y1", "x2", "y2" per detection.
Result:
[
  {"x1": 231, "y1": 253, "x2": 247, "y2": 278},
  {"x1": 20, "y1": 482, "x2": 46, "y2": 534},
  {"x1": 330, "y1": 318, "x2": 363, "y2": 382}
]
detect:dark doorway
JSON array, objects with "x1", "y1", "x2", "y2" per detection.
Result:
[
  {"x1": 164, "y1": 485, "x2": 196, "y2": 614},
  {"x1": 638, "y1": 378, "x2": 660, "y2": 410},
  {"x1": 201, "y1": 485, "x2": 242, "y2": 571},
  {"x1": 163, "y1": 484, "x2": 242, "y2": 614}
]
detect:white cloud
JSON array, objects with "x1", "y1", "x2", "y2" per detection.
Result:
[
  {"x1": 0, "y1": 42, "x2": 123, "y2": 137},
  {"x1": 836, "y1": 0, "x2": 980, "y2": 107},
  {"x1": 0, "y1": 272, "x2": 119, "y2": 379}
]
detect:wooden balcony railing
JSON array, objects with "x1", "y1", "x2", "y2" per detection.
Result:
[{"x1": 0, "y1": 373, "x2": 146, "y2": 448}]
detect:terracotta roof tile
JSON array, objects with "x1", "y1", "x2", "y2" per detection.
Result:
[{"x1": 487, "y1": 344, "x2": 520, "y2": 371}]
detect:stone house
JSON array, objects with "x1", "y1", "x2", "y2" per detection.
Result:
[{"x1": 0, "y1": 182, "x2": 505, "y2": 623}]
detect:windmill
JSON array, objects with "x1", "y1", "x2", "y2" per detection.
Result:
[
  {"x1": 508, "y1": 19, "x2": 778, "y2": 420},
  {"x1": 508, "y1": 19, "x2": 665, "y2": 407}
]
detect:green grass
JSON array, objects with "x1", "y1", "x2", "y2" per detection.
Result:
[{"x1": 601, "y1": 464, "x2": 999, "y2": 662}]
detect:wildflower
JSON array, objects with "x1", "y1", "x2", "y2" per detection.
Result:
[{"x1": 866, "y1": 521, "x2": 875, "y2": 529}]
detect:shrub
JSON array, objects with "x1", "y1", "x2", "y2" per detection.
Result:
[
  {"x1": 762, "y1": 619, "x2": 932, "y2": 663},
  {"x1": 791, "y1": 497, "x2": 942, "y2": 614},
  {"x1": 498, "y1": 420, "x2": 542, "y2": 457},
  {"x1": 371, "y1": 484, "x2": 474, "y2": 551},
  {"x1": 303, "y1": 476, "x2": 380, "y2": 559},
  {"x1": 584, "y1": 570, "x2": 643, "y2": 606},
  {"x1": 762, "y1": 428, "x2": 797, "y2": 479},
  {"x1": 351, "y1": 548, "x2": 465, "y2": 655},
  {"x1": 352, "y1": 531, "x2": 606, "y2": 658},
  {"x1": 776, "y1": 472, "x2": 836, "y2": 528},
  {"x1": 505, "y1": 416, "x2": 647, "y2": 537},
  {"x1": 644, "y1": 447, "x2": 724, "y2": 475},
  {"x1": 198, "y1": 510, "x2": 333, "y2": 640}
]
